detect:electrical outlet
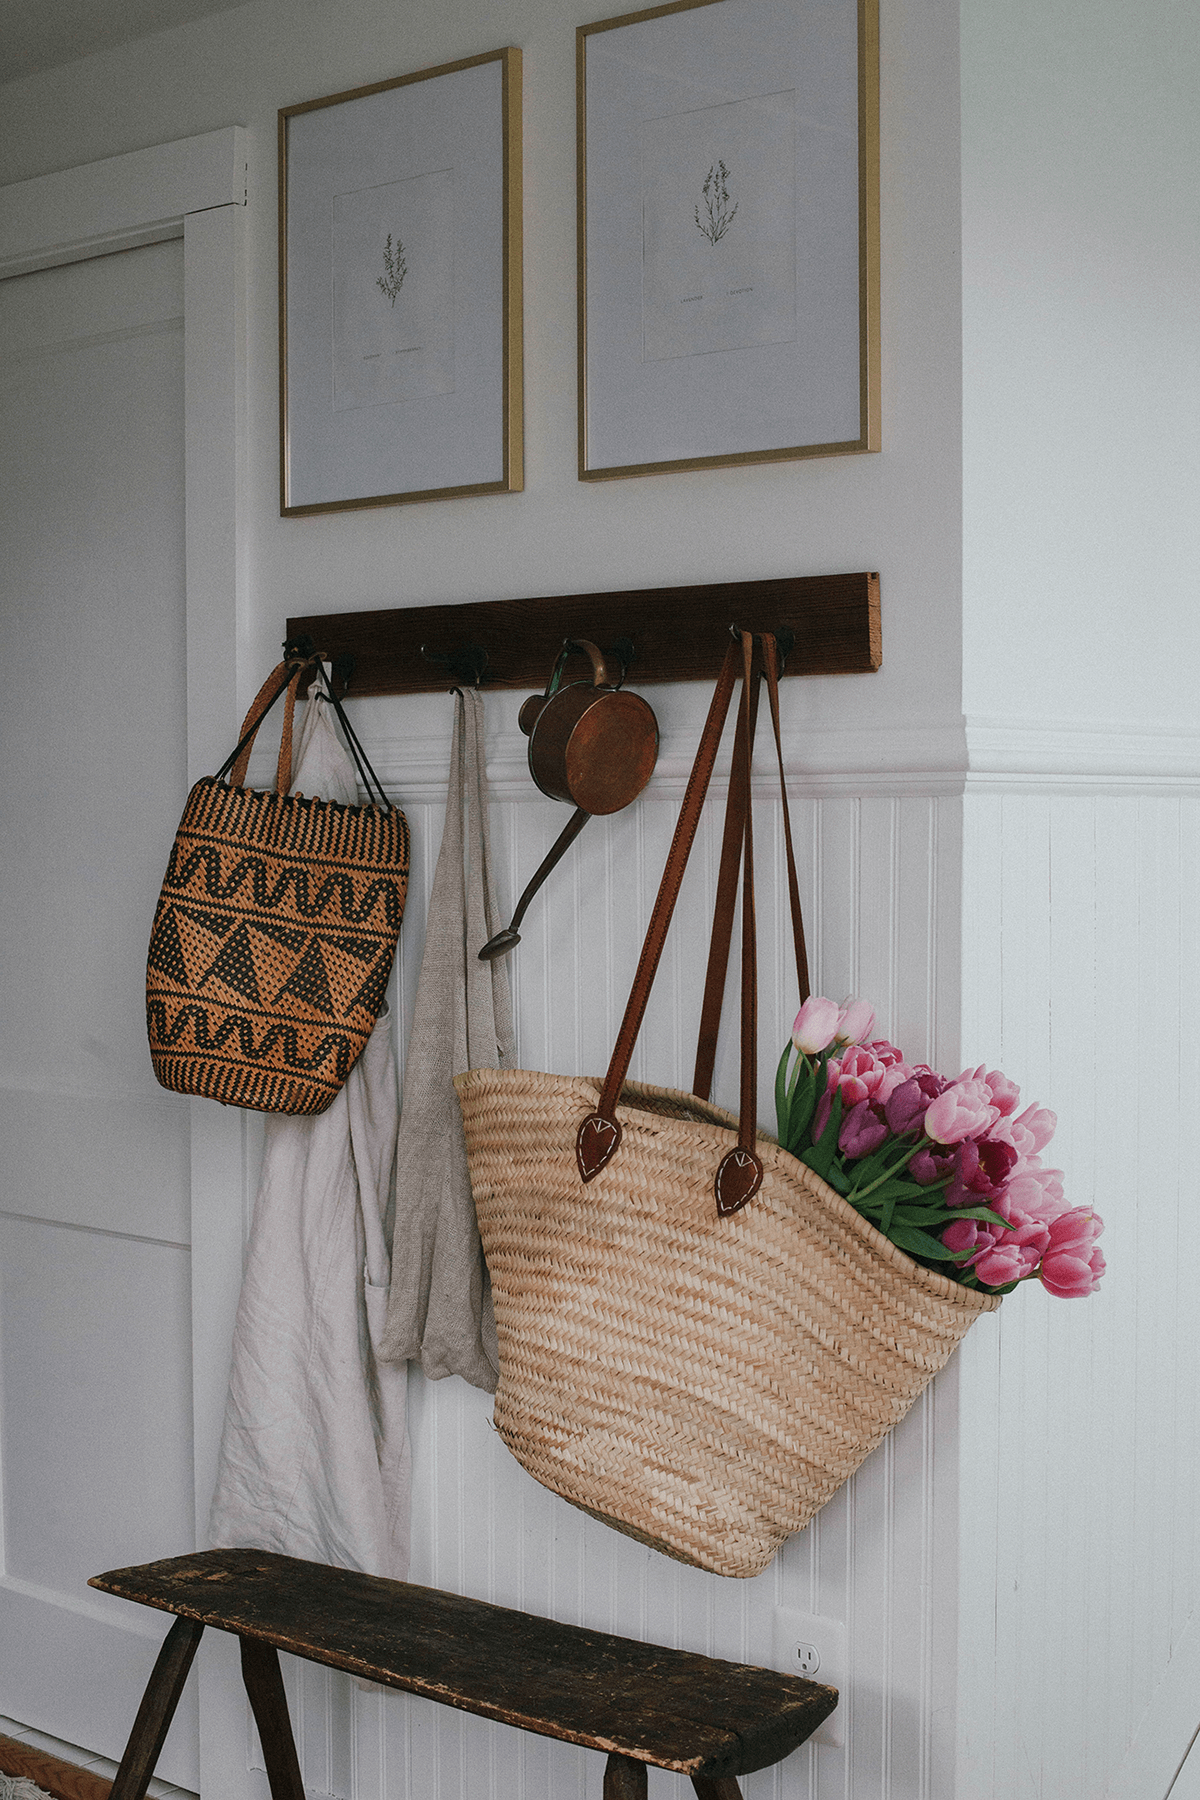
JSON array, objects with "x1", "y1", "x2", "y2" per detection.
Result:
[{"x1": 770, "y1": 1607, "x2": 846, "y2": 1749}]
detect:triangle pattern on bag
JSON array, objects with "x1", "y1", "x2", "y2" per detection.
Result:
[
  {"x1": 249, "y1": 919, "x2": 309, "y2": 955},
  {"x1": 147, "y1": 908, "x2": 190, "y2": 987},
  {"x1": 199, "y1": 922, "x2": 263, "y2": 1005},
  {"x1": 276, "y1": 938, "x2": 335, "y2": 1015},
  {"x1": 153, "y1": 905, "x2": 239, "y2": 991},
  {"x1": 325, "y1": 932, "x2": 379, "y2": 963},
  {"x1": 345, "y1": 952, "x2": 388, "y2": 1019}
]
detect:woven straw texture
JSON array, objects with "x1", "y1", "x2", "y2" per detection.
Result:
[
  {"x1": 148, "y1": 776, "x2": 409, "y2": 1115},
  {"x1": 457, "y1": 1068, "x2": 1001, "y2": 1578}
]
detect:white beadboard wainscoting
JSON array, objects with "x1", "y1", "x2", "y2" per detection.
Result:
[
  {"x1": 238, "y1": 711, "x2": 1200, "y2": 1800},
  {"x1": 957, "y1": 790, "x2": 1200, "y2": 1800},
  {"x1": 246, "y1": 693, "x2": 969, "y2": 1800}
]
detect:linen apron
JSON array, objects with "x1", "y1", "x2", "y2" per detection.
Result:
[{"x1": 379, "y1": 688, "x2": 514, "y2": 1390}]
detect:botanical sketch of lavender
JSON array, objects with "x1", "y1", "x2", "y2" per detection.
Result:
[
  {"x1": 376, "y1": 234, "x2": 407, "y2": 305},
  {"x1": 694, "y1": 161, "x2": 738, "y2": 245},
  {"x1": 641, "y1": 94, "x2": 795, "y2": 361}
]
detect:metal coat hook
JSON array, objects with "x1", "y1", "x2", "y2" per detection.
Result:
[{"x1": 727, "y1": 623, "x2": 795, "y2": 672}]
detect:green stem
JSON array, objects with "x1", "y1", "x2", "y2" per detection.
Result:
[{"x1": 847, "y1": 1137, "x2": 931, "y2": 1202}]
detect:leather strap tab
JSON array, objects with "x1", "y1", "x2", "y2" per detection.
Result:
[
  {"x1": 577, "y1": 1111, "x2": 622, "y2": 1183},
  {"x1": 715, "y1": 1146, "x2": 764, "y2": 1216}
]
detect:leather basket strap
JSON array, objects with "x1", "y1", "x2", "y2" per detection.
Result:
[
  {"x1": 762, "y1": 633, "x2": 810, "y2": 1005},
  {"x1": 691, "y1": 652, "x2": 762, "y2": 1103},
  {"x1": 576, "y1": 639, "x2": 743, "y2": 1182},
  {"x1": 692, "y1": 634, "x2": 810, "y2": 1102},
  {"x1": 713, "y1": 628, "x2": 764, "y2": 1216}
]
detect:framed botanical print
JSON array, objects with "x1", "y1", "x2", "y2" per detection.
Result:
[
  {"x1": 578, "y1": 0, "x2": 878, "y2": 479},
  {"x1": 280, "y1": 48, "x2": 523, "y2": 513}
]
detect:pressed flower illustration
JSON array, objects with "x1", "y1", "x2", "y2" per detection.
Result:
[
  {"x1": 376, "y1": 233, "x2": 408, "y2": 305},
  {"x1": 694, "y1": 160, "x2": 738, "y2": 245}
]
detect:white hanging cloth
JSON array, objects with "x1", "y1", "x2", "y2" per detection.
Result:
[
  {"x1": 379, "y1": 688, "x2": 514, "y2": 1390},
  {"x1": 207, "y1": 689, "x2": 411, "y2": 1579}
]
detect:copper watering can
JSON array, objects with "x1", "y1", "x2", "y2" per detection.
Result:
[{"x1": 480, "y1": 640, "x2": 658, "y2": 960}]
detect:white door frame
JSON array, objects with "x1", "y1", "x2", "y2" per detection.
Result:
[{"x1": 0, "y1": 128, "x2": 254, "y2": 1798}]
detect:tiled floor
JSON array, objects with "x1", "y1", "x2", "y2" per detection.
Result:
[{"x1": 0, "y1": 1715, "x2": 198, "y2": 1799}]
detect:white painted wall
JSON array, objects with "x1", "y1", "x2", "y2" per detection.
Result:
[
  {"x1": 3, "y1": 0, "x2": 1198, "y2": 1796},
  {"x1": 956, "y1": 0, "x2": 1200, "y2": 1794}
]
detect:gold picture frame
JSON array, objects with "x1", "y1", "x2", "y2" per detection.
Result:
[
  {"x1": 577, "y1": 0, "x2": 879, "y2": 480},
  {"x1": 279, "y1": 47, "x2": 523, "y2": 514}
]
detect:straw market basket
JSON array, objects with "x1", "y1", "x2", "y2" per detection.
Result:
[{"x1": 457, "y1": 1068, "x2": 1001, "y2": 1580}]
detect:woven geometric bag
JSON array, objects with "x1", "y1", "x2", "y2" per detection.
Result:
[
  {"x1": 457, "y1": 634, "x2": 999, "y2": 1578},
  {"x1": 147, "y1": 655, "x2": 409, "y2": 1116}
]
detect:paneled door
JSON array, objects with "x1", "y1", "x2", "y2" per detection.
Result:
[
  {"x1": 0, "y1": 239, "x2": 198, "y2": 1783},
  {"x1": 0, "y1": 131, "x2": 248, "y2": 1795}
]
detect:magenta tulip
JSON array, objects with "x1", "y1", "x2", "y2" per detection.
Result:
[
  {"x1": 884, "y1": 1076, "x2": 927, "y2": 1136},
  {"x1": 839, "y1": 1099, "x2": 889, "y2": 1159}
]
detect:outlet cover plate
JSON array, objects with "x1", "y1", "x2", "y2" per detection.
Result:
[{"x1": 770, "y1": 1607, "x2": 846, "y2": 1748}]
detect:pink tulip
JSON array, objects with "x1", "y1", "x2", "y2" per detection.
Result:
[
  {"x1": 1003, "y1": 1162, "x2": 1068, "y2": 1224},
  {"x1": 1013, "y1": 1104, "x2": 1057, "y2": 1153},
  {"x1": 984, "y1": 1069, "x2": 1022, "y2": 1116},
  {"x1": 924, "y1": 1079, "x2": 1000, "y2": 1145},
  {"x1": 792, "y1": 996, "x2": 841, "y2": 1055},
  {"x1": 835, "y1": 999, "x2": 876, "y2": 1046},
  {"x1": 1039, "y1": 1209, "x2": 1105, "y2": 1298},
  {"x1": 973, "y1": 1212, "x2": 1050, "y2": 1287}
]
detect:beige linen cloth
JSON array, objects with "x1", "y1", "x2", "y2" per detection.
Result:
[
  {"x1": 208, "y1": 688, "x2": 411, "y2": 1578},
  {"x1": 379, "y1": 688, "x2": 514, "y2": 1390}
]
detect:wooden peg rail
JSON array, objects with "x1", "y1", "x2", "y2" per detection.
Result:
[{"x1": 286, "y1": 570, "x2": 880, "y2": 696}]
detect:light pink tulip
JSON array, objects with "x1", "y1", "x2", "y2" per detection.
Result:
[
  {"x1": 792, "y1": 996, "x2": 841, "y2": 1055},
  {"x1": 1013, "y1": 1104, "x2": 1057, "y2": 1153},
  {"x1": 1003, "y1": 1162, "x2": 1068, "y2": 1224},
  {"x1": 923, "y1": 1079, "x2": 1000, "y2": 1145},
  {"x1": 835, "y1": 998, "x2": 876, "y2": 1046},
  {"x1": 1039, "y1": 1209, "x2": 1105, "y2": 1298},
  {"x1": 983, "y1": 1069, "x2": 1022, "y2": 1116}
]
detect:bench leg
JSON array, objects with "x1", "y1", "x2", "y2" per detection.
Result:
[
  {"x1": 240, "y1": 1636, "x2": 306, "y2": 1800},
  {"x1": 692, "y1": 1781, "x2": 744, "y2": 1800},
  {"x1": 109, "y1": 1615, "x2": 205, "y2": 1800},
  {"x1": 604, "y1": 1753, "x2": 648, "y2": 1800}
]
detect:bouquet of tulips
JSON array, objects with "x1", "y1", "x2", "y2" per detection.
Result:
[{"x1": 777, "y1": 997, "x2": 1104, "y2": 1298}]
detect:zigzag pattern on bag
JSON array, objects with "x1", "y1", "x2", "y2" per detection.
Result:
[{"x1": 147, "y1": 776, "x2": 409, "y2": 1116}]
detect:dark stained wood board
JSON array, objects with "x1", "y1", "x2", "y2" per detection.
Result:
[
  {"x1": 91, "y1": 1549, "x2": 837, "y2": 1778},
  {"x1": 286, "y1": 571, "x2": 880, "y2": 696}
]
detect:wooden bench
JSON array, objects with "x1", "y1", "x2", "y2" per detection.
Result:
[{"x1": 89, "y1": 1549, "x2": 837, "y2": 1800}]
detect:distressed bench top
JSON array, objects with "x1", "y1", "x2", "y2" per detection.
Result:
[{"x1": 91, "y1": 1548, "x2": 836, "y2": 1780}]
